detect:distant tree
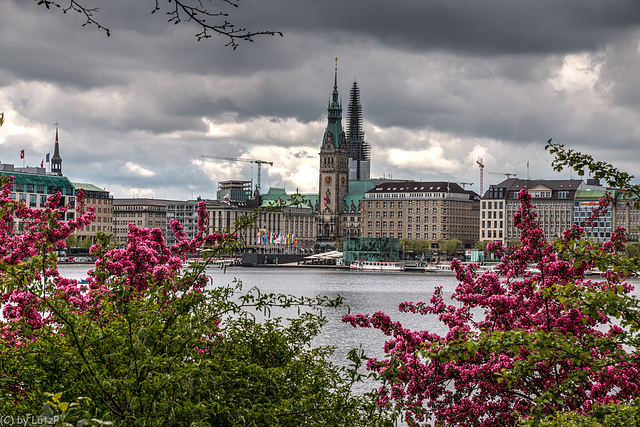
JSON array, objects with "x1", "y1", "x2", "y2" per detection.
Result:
[
  {"x1": 33, "y1": 0, "x2": 282, "y2": 48},
  {"x1": 334, "y1": 237, "x2": 343, "y2": 251},
  {"x1": 400, "y1": 238, "x2": 413, "y2": 253},
  {"x1": 474, "y1": 240, "x2": 490, "y2": 253},
  {"x1": 508, "y1": 239, "x2": 522, "y2": 249},
  {"x1": 627, "y1": 242, "x2": 640, "y2": 259},
  {"x1": 438, "y1": 238, "x2": 463, "y2": 257}
]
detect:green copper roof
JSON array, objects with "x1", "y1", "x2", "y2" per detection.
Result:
[
  {"x1": 72, "y1": 182, "x2": 109, "y2": 193},
  {"x1": 0, "y1": 171, "x2": 74, "y2": 190},
  {"x1": 574, "y1": 190, "x2": 608, "y2": 200},
  {"x1": 348, "y1": 179, "x2": 375, "y2": 194},
  {"x1": 260, "y1": 188, "x2": 315, "y2": 209},
  {"x1": 322, "y1": 59, "x2": 345, "y2": 149}
]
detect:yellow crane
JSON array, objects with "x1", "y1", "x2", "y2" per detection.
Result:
[
  {"x1": 201, "y1": 154, "x2": 273, "y2": 193},
  {"x1": 489, "y1": 172, "x2": 517, "y2": 179}
]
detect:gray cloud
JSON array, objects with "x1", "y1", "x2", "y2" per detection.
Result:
[{"x1": 1, "y1": 0, "x2": 639, "y2": 200}]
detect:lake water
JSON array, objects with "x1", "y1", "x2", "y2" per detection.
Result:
[
  {"x1": 58, "y1": 264, "x2": 458, "y2": 365},
  {"x1": 58, "y1": 264, "x2": 640, "y2": 362}
]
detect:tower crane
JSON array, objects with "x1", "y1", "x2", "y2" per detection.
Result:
[
  {"x1": 457, "y1": 182, "x2": 473, "y2": 189},
  {"x1": 200, "y1": 154, "x2": 274, "y2": 193},
  {"x1": 489, "y1": 172, "x2": 517, "y2": 179},
  {"x1": 476, "y1": 157, "x2": 484, "y2": 195}
]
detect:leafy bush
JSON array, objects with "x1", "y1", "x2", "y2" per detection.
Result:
[{"x1": 0, "y1": 176, "x2": 394, "y2": 426}]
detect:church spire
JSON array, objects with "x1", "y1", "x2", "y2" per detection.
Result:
[
  {"x1": 323, "y1": 58, "x2": 344, "y2": 149},
  {"x1": 51, "y1": 122, "x2": 63, "y2": 176},
  {"x1": 346, "y1": 78, "x2": 370, "y2": 180}
]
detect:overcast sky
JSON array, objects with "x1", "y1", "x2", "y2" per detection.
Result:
[{"x1": 1, "y1": 0, "x2": 640, "y2": 200}]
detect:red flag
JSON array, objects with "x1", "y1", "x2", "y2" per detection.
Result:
[
  {"x1": 20, "y1": 150, "x2": 24, "y2": 159},
  {"x1": 41, "y1": 160, "x2": 44, "y2": 168}
]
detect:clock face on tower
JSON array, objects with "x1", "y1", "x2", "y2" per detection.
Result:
[{"x1": 325, "y1": 176, "x2": 332, "y2": 185}]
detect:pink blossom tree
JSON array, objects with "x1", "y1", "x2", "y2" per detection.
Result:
[
  {"x1": 0, "y1": 175, "x2": 394, "y2": 426},
  {"x1": 344, "y1": 148, "x2": 640, "y2": 425}
]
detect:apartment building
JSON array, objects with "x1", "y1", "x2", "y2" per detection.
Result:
[
  {"x1": 482, "y1": 178, "x2": 584, "y2": 244},
  {"x1": 614, "y1": 192, "x2": 640, "y2": 243},
  {"x1": 573, "y1": 190, "x2": 614, "y2": 243},
  {"x1": 113, "y1": 198, "x2": 179, "y2": 246},
  {"x1": 361, "y1": 181, "x2": 480, "y2": 247},
  {"x1": 0, "y1": 166, "x2": 76, "y2": 233},
  {"x1": 73, "y1": 182, "x2": 113, "y2": 243}
]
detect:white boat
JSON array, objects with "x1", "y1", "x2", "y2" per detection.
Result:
[
  {"x1": 424, "y1": 263, "x2": 455, "y2": 274},
  {"x1": 350, "y1": 260, "x2": 405, "y2": 271}
]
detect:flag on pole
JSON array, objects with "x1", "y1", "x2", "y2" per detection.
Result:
[
  {"x1": 46, "y1": 153, "x2": 50, "y2": 162},
  {"x1": 20, "y1": 150, "x2": 24, "y2": 159},
  {"x1": 40, "y1": 160, "x2": 43, "y2": 168}
]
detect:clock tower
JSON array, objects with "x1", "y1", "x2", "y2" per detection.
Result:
[{"x1": 318, "y1": 58, "x2": 349, "y2": 242}]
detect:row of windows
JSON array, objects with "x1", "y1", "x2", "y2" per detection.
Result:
[
  {"x1": 367, "y1": 232, "x2": 446, "y2": 240},
  {"x1": 12, "y1": 183, "x2": 75, "y2": 195},
  {"x1": 367, "y1": 200, "x2": 457, "y2": 209}
]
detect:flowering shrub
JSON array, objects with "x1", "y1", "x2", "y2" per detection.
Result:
[
  {"x1": 0, "y1": 175, "x2": 394, "y2": 426},
  {"x1": 344, "y1": 186, "x2": 640, "y2": 426}
]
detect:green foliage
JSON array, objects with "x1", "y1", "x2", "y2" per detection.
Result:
[
  {"x1": 3, "y1": 278, "x2": 389, "y2": 426},
  {"x1": 400, "y1": 238, "x2": 431, "y2": 254},
  {"x1": 546, "y1": 140, "x2": 640, "y2": 207},
  {"x1": 0, "y1": 111, "x2": 4, "y2": 126},
  {"x1": 438, "y1": 238, "x2": 463, "y2": 257},
  {"x1": 508, "y1": 239, "x2": 522, "y2": 248},
  {"x1": 519, "y1": 400, "x2": 640, "y2": 426},
  {"x1": 38, "y1": 392, "x2": 111, "y2": 427},
  {"x1": 0, "y1": 189, "x2": 394, "y2": 426},
  {"x1": 627, "y1": 242, "x2": 640, "y2": 259}
]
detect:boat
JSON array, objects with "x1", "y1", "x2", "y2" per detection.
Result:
[
  {"x1": 349, "y1": 260, "x2": 405, "y2": 271},
  {"x1": 424, "y1": 263, "x2": 455, "y2": 274}
]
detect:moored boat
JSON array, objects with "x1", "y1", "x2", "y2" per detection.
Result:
[
  {"x1": 350, "y1": 260, "x2": 405, "y2": 271},
  {"x1": 424, "y1": 263, "x2": 455, "y2": 274}
]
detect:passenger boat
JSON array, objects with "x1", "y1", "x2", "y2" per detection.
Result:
[
  {"x1": 349, "y1": 260, "x2": 405, "y2": 271},
  {"x1": 424, "y1": 263, "x2": 455, "y2": 274}
]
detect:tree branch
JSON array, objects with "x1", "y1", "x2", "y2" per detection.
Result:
[{"x1": 34, "y1": 0, "x2": 283, "y2": 48}]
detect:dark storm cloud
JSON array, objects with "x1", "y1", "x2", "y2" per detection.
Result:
[
  {"x1": 1, "y1": 0, "x2": 640, "y2": 199},
  {"x1": 237, "y1": 0, "x2": 640, "y2": 54}
]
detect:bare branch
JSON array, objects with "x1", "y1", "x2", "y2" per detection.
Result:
[{"x1": 34, "y1": 0, "x2": 282, "y2": 47}]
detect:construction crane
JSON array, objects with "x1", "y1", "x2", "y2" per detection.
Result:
[
  {"x1": 457, "y1": 182, "x2": 473, "y2": 189},
  {"x1": 476, "y1": 157, "x2": 484, "y2": 195},
  {"x1": 489, "y1": 172, "x2": 518, "y2": 179},
  {"x1": 201, "y1": 154, "x2": 274, "y2": 193}
]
